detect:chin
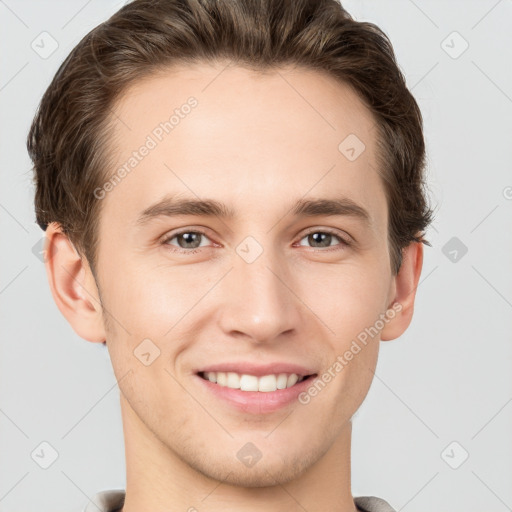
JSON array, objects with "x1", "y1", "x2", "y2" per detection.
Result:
[
  {"x1": 183, "y1": 442, "x2": 320, "y2": 488},
  {"x1": 198, "y1": 460, "x2": 306, "y2": 488}
]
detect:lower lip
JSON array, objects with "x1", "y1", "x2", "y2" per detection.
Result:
[{"x1": 195, "y1": 374, "x2": 317, "y2": 414}]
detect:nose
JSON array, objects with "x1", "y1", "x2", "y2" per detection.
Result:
[{"x1": 216, "y1": 244, "x2": 302, "y2": 344}]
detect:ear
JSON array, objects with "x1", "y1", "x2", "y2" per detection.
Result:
[
  {"x1": 44, "y1": 222, "x2": 106, "y2": 343},
  {"x1": 380, "y1": 241, "x2": 424, "y2": 342}
]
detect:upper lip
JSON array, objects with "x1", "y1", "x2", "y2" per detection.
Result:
[{"x1": 196, "y1": 362, "x2": 317, "y2": 378}]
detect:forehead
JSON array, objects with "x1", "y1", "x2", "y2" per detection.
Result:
[
  {"x1": 112, "y1": 62, "x2": 377, "y2": 145},
  {"x1": 101, "y1": 62, "x2": 386, "y2": 235}
]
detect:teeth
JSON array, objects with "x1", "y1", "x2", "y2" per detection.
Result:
[
  {"x1": 276, "y1": 374, "x2": 288, "y2": 389},
  {"x1": 287, "y1": 373, "x2": 299, "y2": 387},
  {"x1": 240, "y1": 374, "x2": 259, "y2": 391},
  {"x1": 202, "y1": 372, "x2": 305, "y2": 392},
  {"x1": 226, "y1": 372, "x2": 240, "y2": 388}
]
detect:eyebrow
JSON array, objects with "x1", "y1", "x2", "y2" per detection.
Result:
[{"x1": 136, "y1": 194, "x2": 372, "y2": 227}]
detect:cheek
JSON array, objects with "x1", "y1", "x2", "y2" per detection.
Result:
[
  {"x1": 298, "y1": 258, "x2": 390, "y2": 341},
  {"x1": 100, "y1": 261, "x2": 212, "y2": 376},
  {"x1": 102, "y1": 261, "x2": 183, "y2": 331}
]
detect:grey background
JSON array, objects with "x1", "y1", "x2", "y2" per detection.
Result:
[{"x1": 1, "y1": 0, "x2": 511, "y2": 511}]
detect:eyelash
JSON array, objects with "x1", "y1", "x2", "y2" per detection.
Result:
[{"x1": 160, "y1": 228, "x2": 352, "y2": 255}]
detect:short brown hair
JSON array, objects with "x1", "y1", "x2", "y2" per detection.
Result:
[{"x1": 27, "y1": 0, "x2": 434, "y2": 278}]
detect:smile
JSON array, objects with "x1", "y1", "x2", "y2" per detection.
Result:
[
  {"x1": 195, "y1": 371, "x2": 318, "y2": 414},
  {"x1": 198, "y1": 371, "x2": 313, "y2": 392}
]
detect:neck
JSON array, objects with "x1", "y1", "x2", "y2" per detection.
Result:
[{"x1": 118, "y1": 393, "x2": 357, "y2": 512}]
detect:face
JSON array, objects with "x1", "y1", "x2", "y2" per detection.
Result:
[{"x1": 93, "y1": 62, "x2": 398, "y2": 486}]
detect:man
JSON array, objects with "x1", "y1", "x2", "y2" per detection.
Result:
[{"x1": 27, "y1": 0, "x2": 434, "y2": 510}]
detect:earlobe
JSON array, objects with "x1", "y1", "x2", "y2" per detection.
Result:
[
  {"x1": 44, "y1": 222, "x2": 106, "y2": 343},
  {"x1": 380, "y1": 241, "x2": 424, "y2": 342}
]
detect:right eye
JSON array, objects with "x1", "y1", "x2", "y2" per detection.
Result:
[{"x1": 161, "y1": 229, "x2": 214, "y2": 253}]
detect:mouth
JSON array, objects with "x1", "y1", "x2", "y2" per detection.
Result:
[{"x1": 197, "y1": 371, "x2": 317, "y2": 392}]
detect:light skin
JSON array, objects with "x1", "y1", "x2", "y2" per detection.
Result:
[{"x1": 44, "y1": 61, "x2": 423, "y2": 511}]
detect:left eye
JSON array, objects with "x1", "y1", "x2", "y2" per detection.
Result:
[{"x1": 297, "y1": 230, "x2": 349, "y2": 250}]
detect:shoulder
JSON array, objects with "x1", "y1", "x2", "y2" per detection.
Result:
[{"x1": 354, "y1": 495, "x2": 397, "y2": 512}]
